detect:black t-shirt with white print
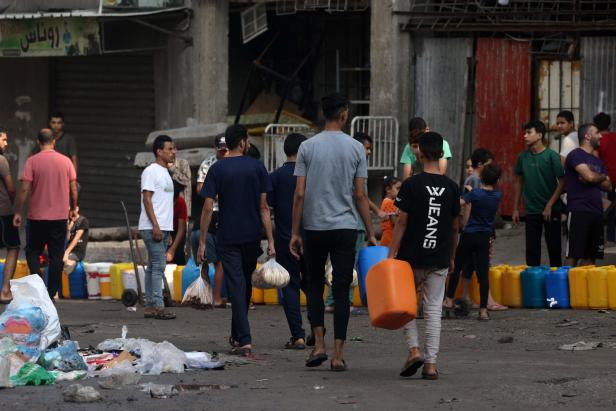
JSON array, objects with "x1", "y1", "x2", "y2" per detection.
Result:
[{"x1": 395, "y1": 172, "x2": 460, "y2": 269}]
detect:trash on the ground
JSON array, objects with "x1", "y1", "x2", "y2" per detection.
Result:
[
  {"x1": 562, "y1": 392, "x2": 578, "y2": 397},
  {"x1": 251, "y1": 259, "x2": 290, "y2": 289},
  {"x1": 439, "y1": 397, "x2": 460, "y2": 404},
  {"x1": 597, "y1": 310, "x2": 608, "y2": 314},
  {"x1": 0, "y1": 307, "x2": 47, "y2": 361},
  {"x1": 350, "y1": 336, "x2": 364, "y2": 342},
  {"x1": 9, "y1": 363, "x2": 56, "y2": 386},
  {"x1": 498, "y1": 336, "x2": 514, "y2": 344},
  {"x1": 6, "y1": 275, "x2": 61, "y2": 350},
  {"x1": 95, "y1": 360, "x2": 135, "y2": 378},
  {"x1": 313, "y1": 385, "x2": 325, "y2": 390},
  {"x1": 185, "y1": 351, "x2": 223, "y2": 370},
  {"x1": 463, "y1": 334, "x2": 477, "y2": 340},
  {"x1": 0, "y1": 357, "x2": 11, "y2": 387},
  {"x1": 83, "y1": 352, "x2": 115, "y2": 367},
  {"x1": 556, "y1": 319, "x2": 579, "y2": 327},
  {"x1": 39, "y1": 340, "x2": 87, "y2": 372},
  {"x1": 558, "y1": 341, "x2": 602, "y2": 351},
  {"x1": 181, "y1": 276, "x2": 214, "y2": 309},
  {"x1": 98, "y1": 373, "x2": 142, "y2": 389},
  {"x1": 105, "y1": 351, "x2": 136, "y2": 368},
  {"x1": 453, "y1": 327, "x2": 465, "y2": 331},
  {"x1": 126, "y1": 307, "x2": 137, "y2": 312},
  {"x1": 141, "y1": 382, "x2": 178, "y2": 398},
  {"x1": 51, "y1": 370, "x2": 87, "y2": 382},
  {"x1": 175, "y1": 383, "x2": 232, "y2": 392},
  {"x1": 256, "y1": 378, "x2": 268, "y2": 382},
  {"x1": 62, "y1": 384, "x2": 102, "y2": 403}
]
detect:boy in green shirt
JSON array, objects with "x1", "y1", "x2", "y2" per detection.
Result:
[
  {"x1": 513, "y1": 120, "x2": 565, "y2": 267},
  {"x1": 400, "y1": 117, "x2": 452, "y2": 179}
]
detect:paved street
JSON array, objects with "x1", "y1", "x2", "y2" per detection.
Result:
[{"x1": 1, "y1": 226, "x2": 616, "y2": 410}]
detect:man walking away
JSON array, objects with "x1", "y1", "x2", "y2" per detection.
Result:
[
  {"x1": 270, "y1": 133, "x2": 308, "y2": 349},
  {"x1": 290, "y1": 93, "x2": 376, "y2": 372},
  {"x1": 14, "y1": 128, "x2": 78, "y2": 300},
  {"x1": 564, "y1": 124, "x2": 612, "y2": 267},
  {"x1": 198, "y1": 125, "x2": 275, "y2": 356},
  {"x1": 513, "y1": 121, "x2": 565, "y2": 267},
  {"x1": 0, "y1": 128, "x2": 20, "y2": 303},
  {"x1": 139, "y1": 135, "x2": 177, "y2": 320},
  {"x1": 594, "y1": 112, "x2": 616, "y2": 243},
  {"x1": 388, "y1": 132, "x2": 460, "y2": 380}
]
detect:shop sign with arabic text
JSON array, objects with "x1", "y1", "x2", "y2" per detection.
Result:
[{"x1": 0, "y1": 18, "x2": 101, "y2": 57}]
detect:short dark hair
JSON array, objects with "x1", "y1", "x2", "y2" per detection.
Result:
[
  {"x1": 0, "y1": 126, "x2": 7, "y2": 134},
  {"x1": 284, "y1": 133, "x2": 306, "y2": 156},
  {"x1": 37, "y1": 128, "x2": 54, "y2": 145},
  {"x1": 418, "y1": 131, "x2": 443, "y2": 161},
  {"x1": 49, "y1": 111, "x2": 65, "y2": 121},
  {"x1": 592, "y1": 112, "x2": 611, "y2": 131},
  {"x1": 470, "y1": 148, "x2": 494, "y2": 168},
  {"x1": 480, "y1": 163, "x2": 501, "y2": 186},
  {"x1": 224, "y1": 124, "x2": 248, "y2": 150},
  {"x1": 409, "y1": 117, "x2": 427, "y2": 133},
  {"x1": 152, "y1": 134, "x2": 173, "y2": 156},
  {"x1": 354, "y1": 132, "x2": 373, "y2": 146},
  {"x1": 557, "y1": 110, "x2": 575, "y2": 123},
  {"x1": 321, "y1": 93, "x2": 350, "y2": 121},
  {"x1": 577, "y1": 123, "x2": 595, "y2": 145},
  {"x1": 382, "y1": 175, "x2": 401, "y2": 199},
  {"x1": 523, "y1": 120, "x2": 546, "y2": 139}
]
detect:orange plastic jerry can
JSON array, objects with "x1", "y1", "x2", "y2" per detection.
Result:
[{"x1": 365, "y1": 259, "x2": 416, "y2": 330}]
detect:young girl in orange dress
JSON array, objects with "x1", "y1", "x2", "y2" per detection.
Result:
[{"x1": 379, "y1": 176, "x2": 401, "y2": 246}]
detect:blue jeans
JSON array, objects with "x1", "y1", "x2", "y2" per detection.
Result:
[{"x1": 140, "y1": 230, "x2": 170, "y2": 308}]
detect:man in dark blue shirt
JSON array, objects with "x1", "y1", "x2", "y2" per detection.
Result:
[
  {"x1": 198, "y1": 125, "x2": 275, "y2": 356},
  {"x1": 269, "y1": 133, "x2": 308, "y2": 350}
]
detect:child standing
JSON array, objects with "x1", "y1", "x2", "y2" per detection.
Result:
[
  {"x1": 445, "y1": 163, "x2": 502, "y2": 320},
  {"x1": 380, "y1": 177, "x2": 401, "y2": 247},
  {"x1": 388, "y1": 132, "x2": 460, "y2": 380}
]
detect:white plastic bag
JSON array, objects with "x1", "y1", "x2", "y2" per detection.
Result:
[
  {"x1": 325, "y1": 258, "x2": 358, "y2": 287},
  {"x1": 251, "y1": 259, "x2": 290, "y2": 289},
  {"x1": 8, "y1": 275, "x2": 60, "y2": 350},
  {"x1": 181, "y1": 274, "x2": 214, "y2": 307}
]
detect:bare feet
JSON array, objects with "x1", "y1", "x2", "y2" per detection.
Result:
[{"x1": 0, "y1": 288, "x2": 12, "y2": 303}]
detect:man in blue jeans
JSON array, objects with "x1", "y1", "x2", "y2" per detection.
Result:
[
  {"x1": 198, "y1": 125, "x2": 275, "y2": 356},
  {"x1": 139, "y1": 135, "x2": 177, "y2": 320}
]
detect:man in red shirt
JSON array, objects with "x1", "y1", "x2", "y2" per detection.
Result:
[
  {"x1": 594, "y1": 112, "x2": 616, "y2": 243},
  {"x1": 14, "y1": 128, "x2": 78, "y2": 300}
]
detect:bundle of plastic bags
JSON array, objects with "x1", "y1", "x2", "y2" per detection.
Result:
[
  {"x1": 251, "y1": 259, "x2": 290, "y2": 289},
  {"x1": 181, "y1": 270, "x2": 214, "y2": 308},
  {"x1": 325, "y1": 257, "x2": 358, "y2": 287},
  {"x1": 0, "y1": 307, "x2": 47, "y2": 362}
]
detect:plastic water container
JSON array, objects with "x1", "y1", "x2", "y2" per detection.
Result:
[
  {"x1": 121, "y1": 266, "x2": 146, "y2": 293},
  {"x1": 489, "y1": 265, "x2": 508, "y2": 305},
  {"x1": 97, "y1": 263, "x2": 113, "y2": 300},
  {"x1": 569, "y1": 266, "x2": 591, "y2": 309},
  {"x1": 587, "y1": 267, "x2": 609, "y2": 310},
  {"x1": 365, "y1": 259, "x2": 416, "y2": 330},
  {"x1": 502, "y1": 266, "x2": 523, "y2": 308},
  {"x1": 358, "y1": 246, "x2": 389, "y2": 306},
  {"x1": 521, "y1": 266, "x2": 548, "y2": 308},
  {"x1": 172, "y1": 265, "x2": 185, "y2": 303},
  {"x1": 264, "y1": 288, "x2": 279, "y2": 304},
  {"x1": 0, "y1": 262, "x2": 4, "y2": 286},
  {"x1": 607, "y1": 266, "x2": 616, "y2": 310},
  {"x1": 14, "y1": 260, "x2": 29, "y2": 279},
  {"x1": 85, "y1": 263, "x2": 100, "y2": 299},
  {"x1": 110, "y1": 263, "x2": 132, "y2": 300},
  {"x1": 68, "y1": 262, "x2": 87, "y2": 299},
  {"x1": 545, "y1": 267, "x2": 570, "y2": 308},
  {"x1": 252, "y1": 288, "x2": 264, "y2": 304}
]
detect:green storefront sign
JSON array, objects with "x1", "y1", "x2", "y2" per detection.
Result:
[{"x1": 0, "y1": 18, "x2": 101, "y2": 57}]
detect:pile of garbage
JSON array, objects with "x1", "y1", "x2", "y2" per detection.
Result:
[{"x1": 0, "y1": 275, "x2": 222, "y2": 389}]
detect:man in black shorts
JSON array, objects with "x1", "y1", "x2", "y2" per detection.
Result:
[
  {"x1": 0, "y1": 127, "x2": 21, "y2": 303},
  {"x1": 564, "y1": 123, "x2": 613, "y2": 266}
]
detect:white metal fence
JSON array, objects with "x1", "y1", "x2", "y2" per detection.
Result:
[
  {"x1": 263, "y1": 124, "x2": 315, "y2": 172},
  {"x1": 350, "y1": 116, "x2": 399, "y2": 174}
]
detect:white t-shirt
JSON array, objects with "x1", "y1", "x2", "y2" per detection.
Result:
[
  {"x1": 560, "y1": 132, "x2": 579, "y2": 158},
  {"x1": 138, "y1": 163, "x2": 174, "y2": 231}
]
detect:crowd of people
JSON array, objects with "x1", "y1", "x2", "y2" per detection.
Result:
[{"x1": 1, "y1": 94, "x2": 614, "y2": 380}]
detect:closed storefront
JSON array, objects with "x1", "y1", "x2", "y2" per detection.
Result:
[{"x1": 52, "y1": 55, "x2": 155, "y2": 226}]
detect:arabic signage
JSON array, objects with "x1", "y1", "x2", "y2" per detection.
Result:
[{"x1": 0, "y1": 18, "x2": 101, "y2": 57}]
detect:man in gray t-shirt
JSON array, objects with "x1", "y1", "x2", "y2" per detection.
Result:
[{"x1": 290, "y1": 93, "x2": 375, "y2": 372}]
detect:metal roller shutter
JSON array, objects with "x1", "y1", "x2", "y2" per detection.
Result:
[{"x1": 52, "y1": 55, "x2": 155, "y2": 227}]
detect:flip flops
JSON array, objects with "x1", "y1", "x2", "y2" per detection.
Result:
[
  {"x1": 284, "y1": 338, "x2": 306, "y2": 350},
  {"x1": 421, "y1": 369, "x2": 439, "y2": 380},
  {"x1": 399, "y1": 356, "x2": 425, "y2": 377},
  {"x1": 330, "y1": 360, "x2": 347, "y2": 372},
  {"x1": 305, "y1": 351, "x2": 328, "y2": 367}
]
